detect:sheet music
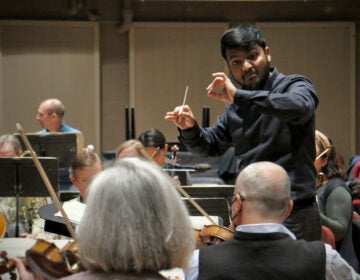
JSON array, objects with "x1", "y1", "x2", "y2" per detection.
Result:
[
  {"x1": 54, "y1": 199, "x2": 85, "y2": 224},
  {"x1": 190, "y1": 215, "x2": 219, "y2": 229}
]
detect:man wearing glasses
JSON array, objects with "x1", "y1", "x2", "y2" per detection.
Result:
[
  {"x1": 185, "y1": 162, "x2": 359, "y2": 279},
  {"x1": 35, "y1": 98, "x2": 80, "y2": 133}
]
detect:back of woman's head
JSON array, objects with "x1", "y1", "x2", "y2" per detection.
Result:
[
  {"x1": 315, "y1": 130, "x2": 345, "y2": 179},
  {"x1": 77, "y1": 157, "x2": 194, "y2": 273},
  {"x1": 115, "y1": 139, "x2": 152, "y2": 160},
  {"x1": 138, "y1": 128, "x2": 166, "y2": 149}
]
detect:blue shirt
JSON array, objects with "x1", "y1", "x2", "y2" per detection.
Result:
[
  {"x1": 37, "y1": 122, "x2": 81, "y2": 134},
  {"x1": 185, "y1": 223, "x2": 360, "y2": 280}
]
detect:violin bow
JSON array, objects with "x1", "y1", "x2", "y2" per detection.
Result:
[
  {"x1": 168, "y1": 144, "x2": 217, "y2": 225},
  {"x1": 173, "y1": 183, "x2": 217, "y2": 225},
  {"x1": 16, "y1": 123, "x2": 77, "y2": 241}
]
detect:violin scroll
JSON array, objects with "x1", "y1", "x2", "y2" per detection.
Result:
[{"x1": 170, "y1": 145, "x2": 179, "y2": 166}]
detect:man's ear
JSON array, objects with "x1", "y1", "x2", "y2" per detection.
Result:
[
  {"x1": 284, "y1": 200, "x2": 293, "y2": 219},
  {"x1": 69, "y1": 175, "x2": 76, "y2": 185},
  {"x1": 164, "y1": 143, "x2": 169, "y2": 152},
  {"x1": 264, "y1": 46, "x2": 271, "y2": 63}
]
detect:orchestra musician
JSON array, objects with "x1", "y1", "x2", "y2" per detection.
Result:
[
  {"x1": 185, "y1": 161, "x2": 360, "y2": 280},
  {"x1": 116, "y1": 139, "x2": 181, "y2": 186},
  {"x1": 314, "y1": 130, "x2": 359, "y2": 271},
  {"x1": 13, "y1": 157, "x2": 194, "y2": 279},
  {"x1": 115, "y1": 139, "x2": 152, "y2": 160},
  {"x1": 68, "y1": 145, "x2": 103, "y2": 203},
  {"x1": 165, "y1": 24, "x2": 321, "y2": 241},
  {"x1": 0, "y1": 134, "x2": 50, "y2": 238},
  {"x1": 35, "y1": 98, "x2": 81, "y2": 133},
  {"x1": 0, "y1": 134, "x2": 23, "y2": 157},
  {"x1": 138, "y1": 128, "x2": 168, "y2": 166}
]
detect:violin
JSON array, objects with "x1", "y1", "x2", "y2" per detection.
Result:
[
  {"x1": 26, "y1": 239, "x2": 80, "y2": 280},
  {"x1": 168, "y1": 144, "x2": 235, "y2": 248},
  {"x1": 193, "y1": 224, "x2": 234, "y2": 249},
  {"x1": 199, "y1": 224, "x2": 234, "y2": 246},
  {"x1": 2, "y1": 124, "x2": 82, "y2": 279},
  {"x1": 0, "y1": 239, "x2": 81, "y2": 280}
]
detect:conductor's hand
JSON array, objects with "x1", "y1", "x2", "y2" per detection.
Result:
[
  {"x1": 207, "y1": 72, "x2": 236, "y2": 103},
  {"x1": 164, "y1": 105, "x2": 196, "y2": 130}
]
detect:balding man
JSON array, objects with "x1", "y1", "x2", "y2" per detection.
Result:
[
  {"x1": 35, "y1": 98, "x2": 80, "y2": 133},
  {"x1": 186, "y1": 161, "x2": 360, "y2": 279}
]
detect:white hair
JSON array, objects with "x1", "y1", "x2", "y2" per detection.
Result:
[{"x1": 77, "y1": 157, "x2": 194, "y2": 273}]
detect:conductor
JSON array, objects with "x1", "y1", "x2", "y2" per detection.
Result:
[{"x1": 165, "y1": 24, "x2": 320, "y2": 241}]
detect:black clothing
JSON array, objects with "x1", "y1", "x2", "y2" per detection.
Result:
[
  {"x1": 283, "y1": 198, "x2": 321, "y2": 241},
  {"x1": 198, "y1": 231, "x2": 326, "y2": 280},
  {"x1": 179, "y1": 68, "x2": 318, "y2": 202}
]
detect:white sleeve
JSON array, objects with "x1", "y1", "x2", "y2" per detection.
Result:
[
  {"x1": 184, "y1": 250, "x2": 200, "y2": 280},
  {"x1": 325, "y1": 244, "x2": 360, "y2": 280}
]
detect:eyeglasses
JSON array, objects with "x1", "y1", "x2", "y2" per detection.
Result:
[
  {"x1": 227, "y1": 192, "x2": 246, "y2": 207},
  {"x1": 74, "y1": 176, "x2": 92, "y2": 187},
  {"x1": 36, "y1": 112, "x2": 51, "y2": 117},
  {"x1": 315, "y1": 148, "x2": 331, "y2": 161}
]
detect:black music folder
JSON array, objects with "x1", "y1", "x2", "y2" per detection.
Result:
[{"x1": 14, "y1": 133, "x2": 83, "y2": 168}]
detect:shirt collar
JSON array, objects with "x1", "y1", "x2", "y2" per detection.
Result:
[{"x1": 235, "y1": 223, "x2": 297, "y2": 240}]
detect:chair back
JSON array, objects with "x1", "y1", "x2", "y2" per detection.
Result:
[{"x1": 321, "y1": 225, "x2": 335, "y2": 249}]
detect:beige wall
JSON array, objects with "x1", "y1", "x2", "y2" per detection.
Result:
[
  {"x1": 100, "y1": 22, "x2": 129, "y2": 152},
  {"x1": 127, "y1": 21, "x2": 355, "y2": 165},
  {"x1": 0, "y1": 20, "x2": 358, "y2": 168},
  {"x1": 129, "y1": 22, "x2": 228, "y2": 143},
  {"x1": 0, "y1": 20, "x2": 100, "y2": 151},
  {"x1": 258, "y1": 22, "x2": 355, "y2": 166}
]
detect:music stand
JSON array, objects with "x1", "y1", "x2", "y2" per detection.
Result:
[
  {"x1": 163, "y1": 167, "x2": 195, "y2": 186},
  {"x1": 181, "y1": 185, "x2": 234, "y2": 199},
  {"x1": 14, "y1": 132, "x2": 83, "y2": 190},
  {"x1": 38, "y1": 203, "x2": 74, "y2": 237},
  {"x1": 0, "y1": 157, "x2": 59, "y2": 236},
  {"x1": 14, "y1": 133, "x2": 83, "y2": 168}
]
